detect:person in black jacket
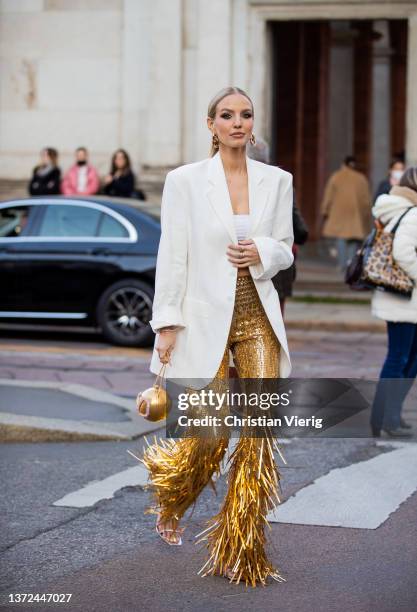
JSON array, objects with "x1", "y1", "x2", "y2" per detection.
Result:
[
  {"x1": 272, "y1": 189, "x2": 309, "y2": 316},
  {"x1": 246, "y1": 137, "x2": 309, "y2": 317},
  {"x1": 103, "y1": 149, "x2": 138, "y2": 198},
  {"x1": 28, "y1": 147, "x2": 61, "y2": 195},
  {"x1": 373, "y1": 157, "x2": 405, "y2": 203}
]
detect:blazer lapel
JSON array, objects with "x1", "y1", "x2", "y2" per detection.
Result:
[
  {"x1": 205, "y1": 151, "x2": 271, "y2": 243},
  {"x1": 247, "y1": 155, "x2": 271, "y2": 236}
]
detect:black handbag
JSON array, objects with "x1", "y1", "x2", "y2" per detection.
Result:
[{"x1": 344, "y1": 229, "x2": 375, "y2": 291}]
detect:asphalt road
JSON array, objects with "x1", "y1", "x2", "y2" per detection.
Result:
[{"x1": 1, "y1": 328, "x2": 416, "y2": 612}]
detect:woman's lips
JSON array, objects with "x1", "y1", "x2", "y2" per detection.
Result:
[{"x1": 230, "y1": 133, "x2": 245, "y2": 138}]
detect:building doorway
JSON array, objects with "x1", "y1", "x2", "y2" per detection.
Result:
[{"x1": 269, "y1": 19, "x2": 408, "y2": 239}]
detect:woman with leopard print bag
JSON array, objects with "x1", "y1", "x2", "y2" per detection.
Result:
[{"x1": 369, "y1": 167, "x2": 417, "y2": 439}]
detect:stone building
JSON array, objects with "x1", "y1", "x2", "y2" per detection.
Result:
[{"x1": 1, "y1": 0, "x2": 416, "y2": 235}]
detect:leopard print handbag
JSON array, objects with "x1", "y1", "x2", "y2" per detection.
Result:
[{"x1": 361, "y1": 207, "x2": 414, "y2": 298}]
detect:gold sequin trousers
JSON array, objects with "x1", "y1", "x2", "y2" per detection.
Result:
[{"x1": 142, "y1": 275, "x2": 286, "y2": 587}]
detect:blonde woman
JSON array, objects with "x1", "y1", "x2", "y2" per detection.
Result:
[{"x1": 142, "y1": 86, "x2": 294, "y2": 586}]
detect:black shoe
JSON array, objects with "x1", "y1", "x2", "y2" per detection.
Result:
[
  {"x1": 371, "y1": 426, "x2": 381, "y2": 438},
  {"x1": 382, "y1": 427, "x2": 413, "y2": 438},
  {"x1": 400, "y1": 417, "x2": 412, "y2": 429}
]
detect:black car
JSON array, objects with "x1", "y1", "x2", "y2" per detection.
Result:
[{"x1": 0, "y1": 196, "x2": 161, "y2": 347}]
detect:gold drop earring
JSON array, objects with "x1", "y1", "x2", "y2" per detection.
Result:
[
  {"x1": 250, "y1": 133, "x2": 256, "y2": 146},
  {"x1": 212, "y1": 132, "x2": 219, "y2": 147}
]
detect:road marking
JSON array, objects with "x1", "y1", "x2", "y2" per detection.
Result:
[
  {"x1": 53, "y1": 461, "x2": 149, "y2": 508},
  {"x1": 51, "y1": 439, "x2": 291, "y2": 508},
  {"x1": 268, "y1": 443, "x2": 417, "y2": 529}
]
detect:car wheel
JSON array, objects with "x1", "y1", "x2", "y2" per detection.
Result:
[{"x1": 96, "y1": 278, "x2": 154, "y2": 347}]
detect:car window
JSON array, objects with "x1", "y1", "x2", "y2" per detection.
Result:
[
  {"x1": 0, "y1": 205, "x2": 34, "y2": 238},
  {"x1": 98, "y1": 212, "x2": 129, "y2": 238},
  {"x1": 38, "y1": 205, "x2": 101, "y2": 237}
]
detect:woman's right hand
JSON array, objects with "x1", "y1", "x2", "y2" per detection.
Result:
[{"x1": 156, "y1": 330, "x2": 177, "y2": 365}]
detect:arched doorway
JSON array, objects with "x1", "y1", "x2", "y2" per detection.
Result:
[{"x1": 269, "y1": 19, "x2": 408, "y2": 240}]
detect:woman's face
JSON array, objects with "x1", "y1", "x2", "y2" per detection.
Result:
[
  {"x1": 115, "y1": 151, "x2": 127, "y2": 170},
  {"x1": 208, "y1": 93, "x2": 254, "y2": 150},
  {"x1": 76, "y1": 149, "x2": 88, "y2": 164},
  {"x1": 40, "y1": 149, "x2": 50, "y2": 165},
  {"x1": 392, "y1": 162, "x2": 405, "y2": 172},
  {"x1": 390, "y1": 161, "x2": 405, "y2": 183}
]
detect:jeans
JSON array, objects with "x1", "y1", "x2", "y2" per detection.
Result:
[
  {"x1": 370, "y1": 321, "x2": 417, "y2": 430},
  {"x1": 336, "y1": 238, "x2": 362, "y2": 272}
]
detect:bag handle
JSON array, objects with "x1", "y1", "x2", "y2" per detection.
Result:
[
  {"x1": 154, "y1": 362, "x2": 167, "y2": 388},
  {"x1": 388, "y1": 207, "x2": 414, "y2": 235}
]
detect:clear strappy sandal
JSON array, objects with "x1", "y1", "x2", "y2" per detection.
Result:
[
  {"x1": 155, "y1": 515, "x2": 183, "y2": 546},
  {"x1": 222, "y1": 567, "x2": 236, "y2": 582}
]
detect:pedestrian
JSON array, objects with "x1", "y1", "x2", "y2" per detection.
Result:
[
  {"x1": 103, "y1": 149, "x2": 136, "y2": 198},
  {"x1": 28, "y1": 147, "x2": 61, "y2": 196},
  {"x1": 246, "y1": 138, "x2": 309, "y2": 316},
  {"x1": 273, "y1": 193, "x2": 308, "y2": 316},
  {"x1": 373, "y1": 157, "x2": 405, "y2": 202},
  {"x1": 142, "y1": 86, "x2": 294, "y2": 586},
  {"x1": 61, "y1": 147, "x2": 100, "y2": 195},
  {"x1": 246, "y1": 134, "x2": 270, "y2": 163},
  {"x1": 370, "y1": 166, "x2": 417, "y2": 438},
  {"x1": 320, "y1": 155, "x2": 372, "y2": 272}
]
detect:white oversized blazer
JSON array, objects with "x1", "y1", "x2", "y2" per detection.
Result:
[{"x1": 149, "y1": 151, "x2": 294, "y2": 387}]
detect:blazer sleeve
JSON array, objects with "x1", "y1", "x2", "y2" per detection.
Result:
[
  {"x1": 249, "y1": 171, "x2": 295, "y2": 281},
  {"x1": 149, "y1": 171, "x2": 188, "y2": 332}
]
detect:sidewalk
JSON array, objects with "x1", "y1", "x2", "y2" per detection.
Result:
[
  {"x1": 0, "y1": 377, "x2": 162, "y2": 443},
  {"x1": 285, "y1": 300, "x2": 384, "y2": 332},
  {"x1": 284, "y1": 248, "x2": 384, "y2": 332},
  {"x1": 3, "y1": 324, "x2": 416, "y2": 444}
]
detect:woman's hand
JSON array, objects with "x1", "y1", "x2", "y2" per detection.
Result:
[
  {"x1": 156, "y1": 330, "x2": 177, "y2": 365},
  {"x1": 104, "y1": 174, "x2": 113, "y2": 185},
  {"x1": 227, "y1": 239, "x2": 261, "y2": 268}
]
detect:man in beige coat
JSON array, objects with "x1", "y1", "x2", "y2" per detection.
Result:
[{"x1": 320, "y1": 155, "x2": 372, "y2": 271}]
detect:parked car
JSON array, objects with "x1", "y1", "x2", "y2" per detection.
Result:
[{"x1": 0, "y1": 196, "x2": 162, "y2": 347}]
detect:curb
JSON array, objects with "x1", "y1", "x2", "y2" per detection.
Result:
[
  {"x1": 285, "y1": 320, "x2": 386, "y2": 333},
  {"x1": 0, "y1": 379, "x2": 163, "y2": 443}
]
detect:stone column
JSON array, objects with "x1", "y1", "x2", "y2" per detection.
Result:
[
  {"x1": 327, "y1": 22, "x2": 354, "y2": 175},
  {"x1": 194, "y1": 0, "x2": 233, "y2": 161},
  {"x1": 371, "y1": 20, "x2": 392, "y2": 192},
  {"x1": 121, "y1": 0, "x2": 182, "y2": 168},
  {"x1": 406, "y1": 13, "x2": 417, "y2": 166}
]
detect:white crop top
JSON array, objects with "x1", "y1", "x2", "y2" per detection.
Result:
[{"x1": 233, "y1": 214, "x2": 250, "y2": 241}]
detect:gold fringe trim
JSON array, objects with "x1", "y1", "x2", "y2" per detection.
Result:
[
  {"x1": 141, "y1": 435, "x2": 229, "y2": 527},
  {"x1": 196, "y1": 433, "x2": 286, "y2": 587}
]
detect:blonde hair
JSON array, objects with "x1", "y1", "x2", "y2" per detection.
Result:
[{"x1": 207, "y1": 86, "x2": 254, "y2": 157}]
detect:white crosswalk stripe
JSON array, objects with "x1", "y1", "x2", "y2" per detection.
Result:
[
  {"x1": 53, "y1": 451, "x2": 149, "y2": 508},
  {"x1": 268, "y1": 442, "x2": 417, "y2": 529},
  {"x1": 53, "y1": 440, "x2": 417, "y2": 531}
]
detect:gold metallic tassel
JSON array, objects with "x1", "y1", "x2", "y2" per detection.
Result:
[
  {"x1": 141, "y1": 435, "x2": 229, "y2": 527},
  {"x1": 196, "y1": 430, "x2": 286, "y2": 587},
  {"x1": 139, "y1": 375, "x2": 230, "y2": 538}
]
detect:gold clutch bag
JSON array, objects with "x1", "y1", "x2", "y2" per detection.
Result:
[{"x1": 136, "y1": 362, "x2": 171, "y2": 422}]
